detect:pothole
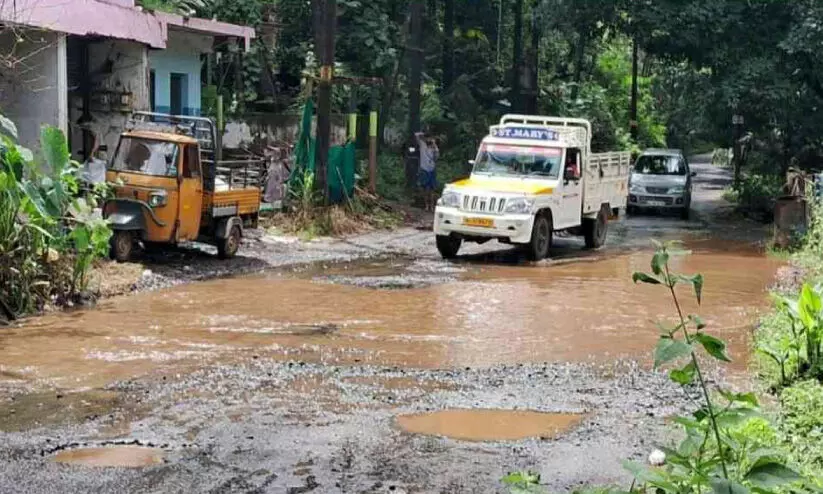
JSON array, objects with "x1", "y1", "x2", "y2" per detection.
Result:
[
  {"x1": 53, "y1": 446, "x2": 164, "y2": 468},
  {"x1": 314, "y1": 275, "x2": 455, "y2": 289},
  {"x1": 396, "y1": 409, "x2": 584, "y2": 442}
]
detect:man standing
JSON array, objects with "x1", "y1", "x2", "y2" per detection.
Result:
[{"x1": 415, "y1": 131, "x2": 439, "y2": 211}]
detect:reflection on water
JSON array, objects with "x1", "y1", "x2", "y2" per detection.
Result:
[{"x1": 0, "y1": 241, "x2": 779, "y2": 389}]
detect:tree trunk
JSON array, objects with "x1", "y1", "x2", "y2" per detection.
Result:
[
  {"x1": 630, "y1": 37, "x2": 638, "y2": 141},
  {"x1": 570, "y1": 33, "x2": 587, "y2": 100},
  {"x1": 511, "y1": 0, "x2": 523, "y2": 112},
  {"x1": 443, "y1": 0, "x2": 455, "y2": 91},
  {"x1": 315, "y1": 0, "x2": 337, "y2": 201},
  {"x1": 407, "y1": 0, "x2": 425, "y2": 191}
]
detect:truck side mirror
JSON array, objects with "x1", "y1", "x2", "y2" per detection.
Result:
[{"x1": 564, "y1": 164, "x2": 580, "y2": 181}]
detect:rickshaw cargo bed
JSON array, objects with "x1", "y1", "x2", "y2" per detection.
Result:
[{"x1": 204, "y1": 188, "x2": 261, "y2": 217}]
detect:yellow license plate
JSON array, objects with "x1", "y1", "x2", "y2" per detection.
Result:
[{"x1": 463, "y1": 217, "x2": 494, "y2": 228}]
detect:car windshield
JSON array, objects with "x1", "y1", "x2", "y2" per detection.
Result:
[
  {"x1": 633, "y1": 155, "x2": 685, "y2": 176},
  {"x1": 473, "y1": 144, "x2": 562, "y2": 178},
  {"x1": 109, "y1": 137, "x2": 179, "y2": 178}
]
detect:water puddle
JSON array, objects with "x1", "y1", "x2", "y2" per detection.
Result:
[
  {"x1": 0, "y1": 240, "x2": 780, "y2": 389},
  {"x1": 53, "y1": 446, "x2": 164, "y2": 468},
  {"x1": 396, "y1": 409, "x2": 584, "y2": 441}
]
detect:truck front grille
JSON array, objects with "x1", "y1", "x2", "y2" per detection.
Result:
[{"x1": 462, "y1": 195, "x2": 506, "y2": 214}]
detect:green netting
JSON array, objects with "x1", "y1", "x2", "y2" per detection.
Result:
[{"x1": 289, "y1": 99, "x2": 355, "y2": 204}]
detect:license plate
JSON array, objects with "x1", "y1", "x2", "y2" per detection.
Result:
[
  {"x1": 646, "y1": 201, "x2": 666, "y2": 207},
  {"x1": 463, "y1": 217, "x2": 494, "y2": 228}
]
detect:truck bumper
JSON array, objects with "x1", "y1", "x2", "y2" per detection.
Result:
[{"x1": 433, "y1": 207, "x2": 534, "y2": 244}]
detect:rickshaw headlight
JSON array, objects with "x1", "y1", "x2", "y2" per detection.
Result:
[{"x1": 148, "y1": 190, "x2": 167, "y2": 208}]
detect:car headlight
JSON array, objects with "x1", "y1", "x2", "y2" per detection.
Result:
[
  {"x1": 669, "y1": 186, "x2": 686, "y2": 194},
  {"x1": 629, "y1": 183, "x2": 645, "y2": 194},
  {"x1": 504, "y1": 197, "x2": 534, "y2": 214},
  {"x1": 438, "y1": 190, "x2": 460, "y2": 208},
  {"x1": 148, "y1": 190, "x2": 168, "y2": 208}
]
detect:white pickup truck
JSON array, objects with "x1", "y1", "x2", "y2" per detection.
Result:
[{"x1": 433, "y1": 114, "x2": 631, "y2": 260}]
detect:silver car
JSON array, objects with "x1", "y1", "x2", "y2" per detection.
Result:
[{"x1": 627, "y1": 149, "x2": 695, "y2": 219}]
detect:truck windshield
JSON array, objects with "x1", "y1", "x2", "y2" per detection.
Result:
[
  {"x1": 633, "y1": 155, "x2": 685, "y2": 176},
  {"x1": 110, "y1": 137, "x2": 179, "y2": 178},
  {"x1": 473, "y1": 144, "x2": 562, "y2": 178}
]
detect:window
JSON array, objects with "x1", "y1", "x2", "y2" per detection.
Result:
[
  {"x1": 633, "y1": 155, "x2": 686, "y2": 176},
  {"x1": 182, "y1": 144, "x2": 201, "y2": 178},
  {"x1": 110, "y1": 137, "x2": 179, "y2": 178},
  {"x1": 473, "y1": 144, "x2": 562, "y2": 178}
]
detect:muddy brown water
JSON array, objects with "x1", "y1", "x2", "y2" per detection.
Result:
[
  {"x1": 0, "y1": 241, "x2": 779, "y2": 391},
  {"x1": 52, "y1": 446, "x2": 164, "y2": 468},
  {"x1": 396, "y1": 409, "x2": 585, "y2": 441}
]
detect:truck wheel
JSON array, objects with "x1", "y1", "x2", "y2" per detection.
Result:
[
  {"x1": 527, "y1": 214, "x2": 552, "y2": 260},
  {"x1": 584, "y1": 206, "x2": 609, "y2": 249},
  {"x1": 436, "y1": 235, "x2": 462, "y2": 259},
  {"x1": 110, "y1": 230, "x2": 133, "y2": 262},
  {"x1": 218, "y1": 225, "x2": 241, "y2": 259}
]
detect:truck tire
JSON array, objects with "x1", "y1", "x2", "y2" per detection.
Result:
[
  {"x1": 584, "y1": 206, "x2": 609, "y2": 249},
  {"x1": 110, "y1": 230, "x2": 134, "y2": 262},
  {"x1": 436, "y1": 235, "x2": 462, "y2": 259},
  {"x1": 526, "y1": 214, "x2": 552, "y2": 260},
  {"x1": 217, "y1": 225, "x2": 241, "y2": 259}
]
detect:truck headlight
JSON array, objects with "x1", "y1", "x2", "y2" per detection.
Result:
[
  {"x1": 504, "y1": 197, "x2": 534, "y2": 214},
  {"x1": 148, "y1": 190, "x2": 168, "y2": 208},
  {"x1": 629, "y1": 183, "x2": 645, "y2": 194},
  {"x1": 438, "y1": 190, "x2": 460, "y2": 208},
  {"x1": 669, "y1": 186, "x2": 686, "y2": 194}
]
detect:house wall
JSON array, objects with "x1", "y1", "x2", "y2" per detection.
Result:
[
  {"x1": 0, "y1": 30, "x2": 67, "y2": 152},
  {"x1": 67, "y1": 37, "x2": 149, "y2": 160},
  {"x1": 149, "y1": 31, "x2": 211, "y2": 116}
]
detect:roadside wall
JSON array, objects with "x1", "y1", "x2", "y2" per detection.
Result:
[
  {"x1": 222, "y1": 113, "x2": 348, "y2": 150},
  {"x1": 0, "y1": 29, "x2": 66, "y2": 152}
]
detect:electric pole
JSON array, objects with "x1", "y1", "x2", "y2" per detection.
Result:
[
  {"x1": 315, "y1": 0, "x2": 337, "y2": 201},
  {"x1": 406, "y1": 0, "x2": 424, "y2": 191},
  {"x1": 629, "y1": 36, "x2": 639, "y2": 142}
]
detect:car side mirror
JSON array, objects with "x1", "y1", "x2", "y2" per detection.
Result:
[{"x1": 564, "y1": 165, "x2": 580, "y2": 181}]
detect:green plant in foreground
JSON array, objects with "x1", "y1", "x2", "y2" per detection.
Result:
[{"x1": 503, "y1": 241, "x2": 810, "y2": 494}]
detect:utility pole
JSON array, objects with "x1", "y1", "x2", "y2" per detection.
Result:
[
  {"x1": 629, "y1": 36, "x2": 639, "y2": 141},
  {"x1": 528, "y1": 6, "x2": 539, "y2": 113},
  {"x1": 315, "y1": 0, "x2": 337, "y2": 201},
  {"x1": 406, "y1": 0, "x2": 424, "y2": 191},
  {"x1": 511, "y1": 0, "x2": 523, "y2": 113}
]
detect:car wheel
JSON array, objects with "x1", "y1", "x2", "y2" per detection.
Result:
[
  {"x1": 110, "y1": 230, "x2": 133, "y2": 263},
  {"x1": 217, "y1": 225, "x2": 241, "y2": 259},
  {"x1": 584, "y1": 206, "x2": 609, "y2": 249},
  {"x1": 436, "y1": 235, "x2": 461, "y2": 259},
  {"x1": 527, "y1": 214, "x2": 552, "y2": 260}
]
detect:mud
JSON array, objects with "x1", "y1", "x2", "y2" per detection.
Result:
[
  {"x1": 0, "y1": 157, "x2": 782, "y2": 493},
  {"x1": 396, "y1": 409, "x2": 585, "y2": 441},
  {"x1": 53, "y1": 446, "x2": 164, "y2": 468}
]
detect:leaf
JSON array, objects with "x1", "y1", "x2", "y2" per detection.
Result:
[
  {"x1": 744, "y1": 460, "x2": 802, "y2": 489},
  {"x1": 39, "y1": 126, "x2": 70, "y2": 174},
  {"x1": 0, "y1": 114, "x2": 18, "y2": 140},
  {"x1": 651, "y1": 250, "x2": 669, "y2": 275},
  {"x1": 694, "y1": 333, "x2": 732, "y2": 362},
  {"x1": 621, "y1": 460, "x2": 679, "y2": 492},
  {"x1": 654, "y1": 338, "x2": 693, "y2": 368},
  {"x1": 719, "y1": 390, "x2": 759, "y2": 407},
  {"x1": 689, "y1": 314, "x2": 707, "y2": 330},
  {"x1": 710, "y1": 479, "x2": 750, "y2": 494},
  {"x1": 633, "y1": 272, "x2": 662, "y2": 285},
  {"x1": 669, "y1": 361, "x2": 697, "y2": 385},
  {"x1": 692, "y1": 274, "x2": 704, "y2": 304}
]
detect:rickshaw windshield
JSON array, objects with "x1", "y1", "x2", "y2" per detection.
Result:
[{"x1": 110, "y1": 137, "x2": 179, "y2": 178}]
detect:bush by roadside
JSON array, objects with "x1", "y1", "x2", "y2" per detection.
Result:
[{"x1": 0, "y1": 115, "x2": 111, "y2": 322}]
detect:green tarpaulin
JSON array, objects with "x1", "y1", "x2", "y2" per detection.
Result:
[{"x1": 289, "y1": 100, "x2": 355, "y2": 204}]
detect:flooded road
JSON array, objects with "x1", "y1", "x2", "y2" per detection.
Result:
[
  {"x1": 0, "y1": 157, "x2": 782, "y2": 493},
  {"x1": 0, "y1": 239, "x2": 777, "y2": 391}
]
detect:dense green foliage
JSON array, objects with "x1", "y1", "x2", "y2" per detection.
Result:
[{"x1": 0, "y1": 116, "x2": 111, "y2": 319}]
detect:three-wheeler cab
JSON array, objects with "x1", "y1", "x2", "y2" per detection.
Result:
[{"x1": 103, "y1": 112, "x2": 263, "y2": 261}]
